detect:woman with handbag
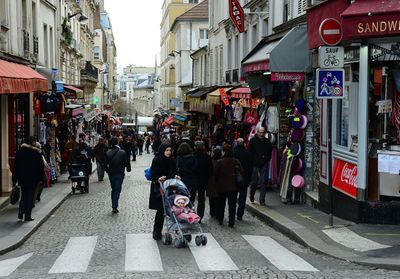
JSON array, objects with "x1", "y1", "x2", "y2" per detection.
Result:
[
  {"x1": 149, "y1": 144, "x2": 178, "y2": 240},
  {"x1": 214, "y1": 144, "x2": 243, "y2": 228}
]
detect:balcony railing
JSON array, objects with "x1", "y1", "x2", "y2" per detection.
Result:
[
  {"x1": 23, "y1": 30, "x2": 29, "y2": 57},
  {"x1": 81, "y1": 60, "x2": 98, "y2": 81}
]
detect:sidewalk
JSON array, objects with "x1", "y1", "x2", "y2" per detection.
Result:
[
  {"x1": 0, "y1": 166, "x2": 97, "y2": 255},
  {"x1": 246, "y1": 190, "x2": 400, "y2": 270}
]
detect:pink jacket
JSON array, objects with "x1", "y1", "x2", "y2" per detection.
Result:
[{"x1": 172, "y1": 205, "x2": 200, "y2": 224}]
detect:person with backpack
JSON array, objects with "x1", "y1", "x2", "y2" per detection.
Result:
[{"x1": 105, "y1": 137, "x2": 131, "y2": 213}]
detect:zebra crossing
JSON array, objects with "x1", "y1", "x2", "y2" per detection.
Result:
[{"x1": 0, "y1": 233, "x2": 319, "y2": 276}]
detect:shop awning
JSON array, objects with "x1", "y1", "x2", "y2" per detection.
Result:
[
  {"x1": 188, "y1": 87, "x2": 216, "y2": 97},
  {"x1": 241, "y1": 40, "x2": 280, "y2": 74},
  {"x1": 64, "y1": 85, "x2": 83, "y2": 93},
  {"x1": 341, "y1": 0, "x2": 400, "y2": 40},
  {"x1": 229, "y1": 87, "x2": 252, "y2": 99},
  {"x1": 269, "y1": 26, "x2": 312, "y2": 74},
  {"x1": 84, "y1": 111, "x2": 100, "y2": 122},
  {"x1": 64, "y1": 85, "x2": 83, "y2": 99},
  {"x1": 208, "y1": 87, "x2": 233, "y2": 97},
  {"x1": 162, "y1": 115, "x2": 174, "y2": 126},
  {"x1": 52, "y1": 81, "x2": 64, "y2": 93},
  {"x1": 0, "y1": 59, "x2": 48, "y2": 94}
]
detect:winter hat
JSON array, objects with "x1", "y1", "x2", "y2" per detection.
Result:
[
  {"x1": 291, "y1": 175, "x2": 305, "y2": 188},
  {"x1": 295, "y1": 99, "x2": 306, "y2": 113},
  {"x1": 300, "y1": 115, "x2": 308, "y2": 129},
  {"x1": 291, "y1": 115, "x2": 303, "y2": 130},
  {"x1": 290, "y1": 142, "x2": 302, "y2": 157},
  {"x1": 174, "y1": 195, "x2": 189, "y2": 207},
  {"x1": 290, "y1": 129, "x2": 305, "y2": 142}
]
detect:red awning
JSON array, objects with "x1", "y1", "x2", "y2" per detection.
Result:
[
  {"x1": 0, "y1": 59, "x2": 48, "y2": 94},
  {"x1": 230, "y1": 87, "x2": 252, "y2": 99},
  {"x1": 341, "y1": 0, "x2": 400, "y2": 40},
  {"x1": 64, "y1": 85, "x2": 83, "y2": 93},
  {"x1": 162, "y1": 115, "x2": 174, "y2": 126}
]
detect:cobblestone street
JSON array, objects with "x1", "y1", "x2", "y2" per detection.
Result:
[{"x1": 0, "y1": 154, "x2": 399, "y2": 279}]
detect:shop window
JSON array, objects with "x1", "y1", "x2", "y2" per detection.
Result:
[{"x1": 335, "y1": 65, "x2": 359, "y2": 151}]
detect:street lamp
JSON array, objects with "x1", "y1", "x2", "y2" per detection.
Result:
[
  {"x1": 168, "y1": 50, "x2": 181, "y2": 57},
  {"x1": 68, "y1": 12, "x2": 89, "y2": 24}
]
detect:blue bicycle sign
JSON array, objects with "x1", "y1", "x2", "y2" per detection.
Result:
[{"x1": 316, "y1": 69, "x2": 345, "y2": 99}]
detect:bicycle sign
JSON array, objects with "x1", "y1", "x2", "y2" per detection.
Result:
[
  {"x1": 316, "y1": 69, "x2": 345, "y2": 99},
  {"x1": 319, "y1": 46, "x2": 344, "y2": 68}
]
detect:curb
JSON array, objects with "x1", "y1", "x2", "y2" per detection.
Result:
[{"x1": 246, "y1": 202, "x2": 400, "y2": 271}]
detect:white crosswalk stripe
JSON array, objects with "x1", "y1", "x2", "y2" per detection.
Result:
[
  {"x1": 0, "y1": 253, "x2": 33, "y2": 277},
  {"x1": 125, "y1": 233, "x2": 163, "y2": 272},
  {"x1": 1, "y1": 233, "x2": 324, "y2": 275},
  {"x1": 188, "y1": 233, "x2": 239, "y2": 271},
  {"x1": 48, "y1": 236, "x2": 98, "y2": 274},
  {"x1": 322, "y1": 227, "x2": 391, "y2": 252},
  {"x1": 243, "y1": 235, "x2": 319, "y2": 272}
]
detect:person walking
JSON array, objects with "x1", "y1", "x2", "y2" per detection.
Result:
[
  {"x1": 70, "y1": 135, "x2": 93, "y2": 191},
  {"x1": 176, "y1": 143, "x2": 198, "y2": 204},
  {"x1": 64, "y1": 135, "x2": 79, "y2": 166},
  {"x1": 105, "y1": 137, "x2": 131, "y2": 213},
  {"x1": 137, "y1": 136, "x2": 144, "y2": 155},
  {"x1": 149, "y1": 144, "x2": 178, "y2": 240},
  {"x1": 193, "y1": 141, "x2": 212, "y2": 220},
  {"x1": 207, "y1": 147, "x2": 221, "y2": 218},
  {"x1": 248, "y1": 127, "x2": 272, "y2": 206},
  {"x1": 214, "y1": 144, "x2": 240, "y2": 227},
  {"x1": 12, "y1": 136, "x2": 44, "y2": 221},
  {"x1": 145, "y1": 135, "x2": 151, "y2": 154},
  {"x1": 94, "y1": 137, "x2": 108, "y2": 181},
  {"x1": 234, "y1": 138, "x2": 253, "y2": 220}
]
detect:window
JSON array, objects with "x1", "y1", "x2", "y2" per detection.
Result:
[
  {"x1": 297, "y1": 0, "x2": 307, "y2": 16},
  {"x1": 252, "y1": 24, "x2": 258, "y2": 48},
  {"x1": 263, "y1": 18, "x2": 269, "y2": 37},
  {"x1": 228, "y1": 38, "x2": 232, "y2": 69},
  {"x1": 219, "y1": 45, "x2": 223, "y2": 84},
  {"x1": 209, "y1": 50, "x2": 213, "y2": 85},
  {"x1": 0, "y1": 0, "x2": 7, "y2": 26},
  {"x1": 283, "y1": 0, "x2": 290, "y2": 22},
  {"x1": 186, "y1": 0, "x2": 198, "y2": 3},
  {"x1": 215, "y1": 46, "x2": 218, "y2": 84},
  {"x1": 93, "y1": 46, "x2": 100, "y2": 59},
  {"x1": 234, "y1": 35, "x2": 239, "y2": 68},
  {"x1": 243, "y1": 31, "x2": 248, "y2": 57},
  {"x1": 200, "y1": 29, "x2": 208, "y2": 39}
]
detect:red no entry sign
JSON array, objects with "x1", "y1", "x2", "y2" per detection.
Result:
[{"x1": 319, "y1": 18, "x2": 342, "y2": 46}]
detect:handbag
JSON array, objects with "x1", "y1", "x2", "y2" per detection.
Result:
[
  {"x1": 144, "y1": 167, "x2": 152, "y2": 181},
  {"x1": 234, "y1": 160, "x2": 245, "y2": 189},
  {"x1": 10, "y1": 185, "x2": 20, "y2": 205}
]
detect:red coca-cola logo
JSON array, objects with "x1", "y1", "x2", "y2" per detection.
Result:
[{"x1": 340, "y1": 163, "x2": 358, "y2": 187}]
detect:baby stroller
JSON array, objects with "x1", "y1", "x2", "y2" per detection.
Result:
[
  {"x1": 69, "y1": 163, "x2": 89, "y2": 194},
  {"x1": 160, "y1": 179, "x2": 207, "y2": 248}
]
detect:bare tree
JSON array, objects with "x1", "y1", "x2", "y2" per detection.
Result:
[{"x1": 113, "y1": 97, "x2": 128, "y2": 116}]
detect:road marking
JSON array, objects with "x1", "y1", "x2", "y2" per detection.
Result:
[
  {"x1": 48, "y1": 236, "x2": 97, "y2": 273},
  {"x1": 0, "y1": 253, "x2": 33, "y2": 277},
  {"x1": 125, "y1": 234, "x2": 163, "y2": 272},
  {"x1": 243, "y1": 235, "x2": 318, "y2": 272},
  {"x1": 297, "y1": 213, "x2": 320, "y2": 224},
  {"x1": 366, "y1": 233, "x2": 400, "y2": 236},
  {"x1": 322, "y1": 227, "x2": 391, "y2": 252},
  {"x1": 188, "y1": 233, "x2": 238, "y2": 271}
]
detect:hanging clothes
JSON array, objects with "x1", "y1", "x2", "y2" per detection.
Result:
[{"x1": 266, "y1": 106, "x2": 279, "y2": 133}]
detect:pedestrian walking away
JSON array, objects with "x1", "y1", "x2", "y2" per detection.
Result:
[
  {"x1": 248, "y1": 127, "x2": 272, "y2": 206},
  {"x1": 176, "y1": 143, "x2": 198, "y2": 204},
  {"x1": 70, "y1": 134, "x2": 94, "y2": 192},
  {"x1": 105, "y1": 137, "x2": 131, "y2": 213},
  {"x1": 193, "y1": 140, "x2": 212, "y2": 220},
  {"x1": 137, "y1": 136, "x2": 144, "y2": 155},
  {"x1": 12, "y1": 136, "x2": 44, "y2": 222},
  {"x1": 234, "y1": 138, "x2": 253, "y2": 220},
  {"x1": 207, "y1": 147, "x2": 221, "y2": 218},
  {"x1": 145, "y1": 135, "x2": 151, "y2": 154},
  {"x1": 214, "y1": 144, "x2": 241, "y2": 227},
  {"x1": 149, "y1": 144, "x2": 178, "y2": 240},
  {"x1": 94, "y1": 137, "x2": 108, "y2": 181}
]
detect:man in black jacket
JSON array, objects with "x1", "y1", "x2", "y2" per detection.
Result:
[
  {"x1": 248, "y1": 127, "x2": 272, "y2": 206},
  {"x1": 234, "y1": 138, "x2": 253, "y2": 220},
  {"x1": 105, "y1": 137, "x2": 131, "y2": 213},
  {"x1": 12, "y1": 136, "x2": 44, "y2": 221}
]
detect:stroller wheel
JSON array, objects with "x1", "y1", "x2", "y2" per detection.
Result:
[
  {"x1": 71, "y1": 186, "x2": 75, "y2": 195},
  {"x1": 174, "y1": 237, "x2": 186, "y2": 248},
  {"x1": 201, "y1": 235, "x2": 207, "y2": 246},
  {"x1": 184, "y1": 234, "x2": 192, "y2": 243},
  {"x1": 162, "y1": 233, "x2": 172, "y2": 245},
  {"x1": 195, "y1": 235, "x2": 202, "y2": 246}
]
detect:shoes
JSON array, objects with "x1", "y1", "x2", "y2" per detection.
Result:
[
  {"x1": 152, "y1": 232, "x2": 161, "y2": 240},
  {"x1": 24, "y1": 218, "x2": 34, "y2": 222},
  {"x1": 237, "y1": 216, "x2": 243, "y2": 221},
  {"x1": 260, "y1": 202, "x2": 266, "y2": 206},
  {"x1": 18, "y1": 213, "x2": 23, "y2": 220},
  {"x1": 218, "y1": 220, "x2": 223, "y2": 226},
  {"x1": 228, "y1": 223, "x2": 234, "y2": 228},
  {"x1": 99, "y1": 179, "x2": 103, "y2": 182},
  {"x1": 36, "y1": 197, "x2": 41, "y2": 202},
  {"x1": 112, "y1": 208, "x2": 119, "y2": 214},
  {"x1": 250, "y1": 195, "x2": 255, "y2": 202}
]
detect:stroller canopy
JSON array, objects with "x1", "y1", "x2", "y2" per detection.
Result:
[{"x1": 162, "y1": 179, "x2": 191, "y2": 197}]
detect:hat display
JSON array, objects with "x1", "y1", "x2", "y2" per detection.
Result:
[
  {"x1": 290, "y1": 129, "x2": 305, "y2": 142},
  {"x1": 291, "y1": 115, "x2": 303, "y2": 130},
  {"x1": 295, "y1": 98, "x2": 306, "y2": 113},
  {"x1": 291, "y1": 175, "x2": 305, "y2": 188},
  {"x1": 290, "y1": 142, "x2": 302, "y2": 157},
  {"x1": 300, "y1": 115, "x2": 308, "y2": 129},
  {"x1": 265, "y1": 132, "x2": 277, "y2": 144}
]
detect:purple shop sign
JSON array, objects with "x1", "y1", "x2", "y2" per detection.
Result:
[{"x1": 271, "y1": 72, "x2": 305, "y2": 82}]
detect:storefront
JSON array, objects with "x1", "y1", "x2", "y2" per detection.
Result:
[
  {"x1": 307, "y1": 0, "x2": 400, "y2": 224},
  {"x1": 0, "y1": 59, "x2": 48, "y2": 195}
]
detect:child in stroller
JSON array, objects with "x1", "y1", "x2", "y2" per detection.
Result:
[{"x1": 172, "y1": 195, "x2": 200, "y2": 224}]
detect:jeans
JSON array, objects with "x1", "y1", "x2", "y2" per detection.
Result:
[
  {"x1": 250, "y1": 166, "x2": 268, "y2": 204},
  {"x1": 217, "y1": 192, "x2": 237, "y2": 226},
  {"x1": 109, "y1": 175, "x2": 124, "y2": 209},
  {"x1": 96, "y1": 162, "x2": 105, "y2": 181},
  {"x1": 237, "y1": 187, "x2": 248, "y2": 218}
]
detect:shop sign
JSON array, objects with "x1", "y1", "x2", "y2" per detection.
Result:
[
  {"x1": 229, "y1": 0, "x2": 245, "y2": 33},
  {"x1": 242, "y1": 61, "x2": 269, "y2": 73},
  {"x1": 319, "y1": 18, "x2": 342, "y2": 46},
  {"x1": 376, "y1": 100, "x2": 392, "y2": 114},
  {"x1": 318, "y1": 46, "x2": 344, "y2": 68},
  {"x1": 170, "y1": 98, "x2": 181, "y2": 107},
  {"x1": 343, "y1": 15, "x2": 400, "y2": 40},
  {"x1": 271, "y1": 72, "x2": 305, "y2": 82},
  {"x1": 219, "y1": 88, "x2": 230, "y2": 106},
  {"x1": 332, "y1": 158, "x2": 358, "y2": 199},
  {"x1": 72, "y1": 108, "x2": 84, "y2": 117},
  {"x1": 316, "y1": 69, "x2": 345, "y2": 99}
]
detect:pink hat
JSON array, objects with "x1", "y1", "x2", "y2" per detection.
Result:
[
  {"x1": 174, "y1": 195, "x2": 189, "y2": 207},
  {"x1": 291, "y1": 175, "x2": 305, "y2": 188}
]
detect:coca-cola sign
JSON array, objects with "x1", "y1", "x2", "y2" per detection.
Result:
[{"x1": 332, "y1": 159, "x2": 358, "y2": 199}]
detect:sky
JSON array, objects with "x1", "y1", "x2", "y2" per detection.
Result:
[{"x1": 104, "y1": 0, "x2": 163, "y2": 70}]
